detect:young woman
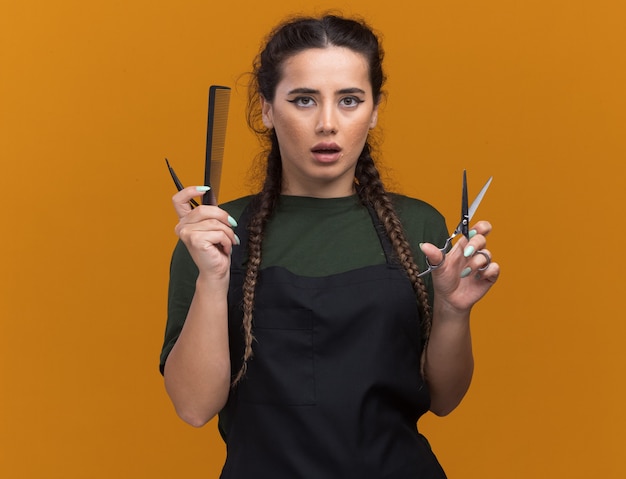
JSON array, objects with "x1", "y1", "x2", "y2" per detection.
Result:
[{"x1": 160, "y1": 14, "x2": 499, "y2": 478}]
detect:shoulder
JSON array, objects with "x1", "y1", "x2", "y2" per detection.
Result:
[
  {"x1": 387, "y1": 193, "x2": 449, "y2": 247},
  {"x1": 389, "y1": 193, "x2": 445, "y2": 226}
]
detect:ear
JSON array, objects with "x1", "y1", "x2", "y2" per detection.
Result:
[
  {"x1": 260, "y1": 96, "x2": 274, "y2": 129},
  {"x1": 369, "y1": 103, "x2": 379, "y2": 129}
]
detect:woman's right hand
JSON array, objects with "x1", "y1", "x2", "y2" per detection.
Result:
[
  {"x1": 172, "y1": 186, "x2": 239, "y2": 279},
  {"x1": 166, "y1": 186, "x2": 236, "y2": 425}
]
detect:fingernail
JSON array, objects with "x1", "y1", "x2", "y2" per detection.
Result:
[
  {"x1": 234, "y1": 234, "x2": 241, "y2": 246},
  {"x1": 460, "y1": 267, "x2": 472, "y2": 278},
  {"x1": 419, "y1": 243, "x2": 425, "y2": 251},
  {"x1": 196, "y1": 186, "x2": 211, "y2": 192},
  {"x1": 464, "y1": 245, "x2": 475, "y2": 257},
  {"x1": 228, "y1": 216, "x2": 238, "y2": 228},
  {"x1": 468, "y1": 229, "x2": 477, "y2": 239}
]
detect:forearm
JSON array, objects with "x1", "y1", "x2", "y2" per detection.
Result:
[
  {"x1": 425, "y1": 300, "x2": 474, "y2": 416},
  {"x1": 164, "y1": 275, "x2": 231, "y2": 427}
]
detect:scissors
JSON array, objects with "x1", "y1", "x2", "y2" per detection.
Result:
[{"x1": 417, "y1": 170, "x2": 493, "y2": 277}]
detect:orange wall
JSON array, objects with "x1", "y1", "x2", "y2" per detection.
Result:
[{"x1": 2, "y1": 1, "x2": 625, "y2": 477}]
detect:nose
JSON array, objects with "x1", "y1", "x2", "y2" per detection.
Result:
[{"x1": 315, "y1": 104, "x2": 337, "y2": 134}]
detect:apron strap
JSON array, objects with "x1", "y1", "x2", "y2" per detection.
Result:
[{"x1": 365, "y1": 203, "x2": 396, "y2": 265}]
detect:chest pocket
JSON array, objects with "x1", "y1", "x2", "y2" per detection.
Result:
[{"x1": 239, "y1": 306, "x2": 316, "y2": 406}]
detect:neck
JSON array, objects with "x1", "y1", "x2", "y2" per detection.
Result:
[
  {"x1": 281, "y1": 183, "x2": 356, "y2": 198},
  {"x1": 280, "y1": 173, "x2": 357, "y2": 198}
]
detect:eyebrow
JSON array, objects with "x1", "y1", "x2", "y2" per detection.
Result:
[{"x1": 287, "y1": 87, "x2": 367, "y2": 95}]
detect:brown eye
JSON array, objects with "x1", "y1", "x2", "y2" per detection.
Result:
[
  {"x1": 340, "y1": 96, "x2": 363, "y2": 108},
  {"x1": 288, "y1": 96, "x2": 316, "y2": 107}
]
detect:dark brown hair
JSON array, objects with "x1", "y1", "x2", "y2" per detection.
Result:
[{"x1": 233, "y1": 14, "x2": 431, "y2": 384}]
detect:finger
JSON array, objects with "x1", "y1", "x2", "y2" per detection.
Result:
[
  {"x1": 177, "y1": 218, "x2": 240, "y2": 258},
  {"x1": 180, "y1": 228, "x2": 239, "y2": 256},
  {"x1": 175, "y1": 214, "x2": 221, "y2": 237},
  {"x1": 473, "y1": 249, "x2": 492, "y2": 271},
  {"x1": 172, "y1": 186, "x2": 211, "y2": 218},
  {"x1": 175, "y1": 206, "x2": 239, "y2": 245},
  {"x1": 475, "y1": 261, "x2": 500, "y2": 283},
  {"x1": 460, "y1": 249, "x2": 496, "y2": 279},
  {"x1": 189, "y1": 205, "x2": 236, "y2": 226},
  {"x1": 419, "y1": 242, "x2": 445, "y2": 267},
  {"x1": 460, "y1": 230, "x2": 488, "y2": 259},
  {"x1": 469, "y1": 220, "x2": 492, "y2": 237},
  {"x1": 175, "y1": 208, "x2": 238, "y2": 235}
]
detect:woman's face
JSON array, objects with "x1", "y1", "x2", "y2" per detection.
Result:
[{"x1": 261, "y1": 46, "x2": 379, "y2": 197}]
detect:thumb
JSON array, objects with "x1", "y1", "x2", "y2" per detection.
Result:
[
  {"x1": 172, "y1": 185, "x2": 210, "y2": 218},
  {"x1": 419, "y1": 242, "x2": 445, "y2": 267}
]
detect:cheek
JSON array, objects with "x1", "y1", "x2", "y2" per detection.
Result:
[
  {"x1": 274, "y1": 116, "x2": 307, "y2": 143},
  {"x1": 347, "y1": 118, "x2": 375, "y2": 143}
]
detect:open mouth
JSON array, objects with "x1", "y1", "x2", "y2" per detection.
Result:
[
  {"x1": 311, "y1": 142, "x2": 342, "y2": 155},
  {"x1": 312, "y1": 148, "x2": 340, "y2": 154}
]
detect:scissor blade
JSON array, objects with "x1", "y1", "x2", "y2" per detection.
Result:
[
  {"x1": 467, "y1": 176, "x2": 493, "y2": 221},
  {"x1": 451, "y1": 175, "x2": 492, "y2": 236},
  {"x1": 461, "y1": 170, "x2": 469, "y2": 238}
]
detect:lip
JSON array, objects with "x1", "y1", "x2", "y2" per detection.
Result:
[{"x1": 311, "y1": 142, "x2": 343, "y2": 163}]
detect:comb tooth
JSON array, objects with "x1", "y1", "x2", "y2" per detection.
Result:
[
  {"x1": 210, "y1": 159, "x2": 222, "y2": 201},
  {"x1": 204, "y1": 86, "x2": 231, "y2": 204},
  {"x1": 210, "y1": 89, "x2": 230, "y2": 201}
]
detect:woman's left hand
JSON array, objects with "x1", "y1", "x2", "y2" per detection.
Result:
[{"x1": 419, "y1": 220, "x2": 500, "y2": 314}]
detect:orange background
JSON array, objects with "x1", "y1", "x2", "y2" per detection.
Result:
[{"x1": 2, "y1": 0, "x2": 625, "y2": 477}]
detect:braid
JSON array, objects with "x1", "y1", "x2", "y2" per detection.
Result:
[
  {"x1": 232, "y1": 135, "x2": 282, "y2": 386},
  {"x1": 233, "y1": 140, "x2": 432, "y2": 383},
  {"x1": 355, "y1": 146, "x2": 433, "y2": 376}
]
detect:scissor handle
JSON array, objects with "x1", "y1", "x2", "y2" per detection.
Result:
[
  {"x1": 418, "y1": 254, "x2": 445, "y2": 278},
  {"x1": 417, "y1": 232, "x2": 457, "y2": 277}
]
